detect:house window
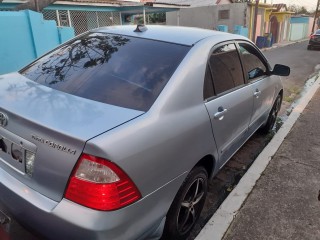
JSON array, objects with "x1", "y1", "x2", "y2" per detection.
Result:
[
  {"x1": 219, "y1": 10, "x2": 230, "y2": 20},
  {"x1": 59, "y1": 11, "x2": 70, "y2": 26}
]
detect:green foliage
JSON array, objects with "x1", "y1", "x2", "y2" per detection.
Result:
[
  {"x1": 148, "y1": 13, "x2": 166, "y2": 24},
  {"x1": 288, "y1": 4, "x2": 310, "y2": 15},
  {"x1": 231, "y1": 0, "x2": 254, "y2": 2}
]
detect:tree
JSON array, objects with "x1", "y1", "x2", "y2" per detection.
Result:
[
  {"x1": 15, "y1": 0, "x2": 57, "y2": 12},
  {"x1": 148, "y1": 13, "x2": 166, "y2": 24},
  {"x1": 288, "y1": 4, "x2": 310, "y2": 15},
  {"x1": 231, "y1": 0, "x2": 254, "y2": 2}
]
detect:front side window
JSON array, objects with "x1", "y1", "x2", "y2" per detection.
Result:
[
  {"x1": 21, "y1": 33, "x2": 190, "y2": 111},
  {"x1": 238, "y1": 42, "x2": 267, "y2": 81},
  {"x1": 209, "y1": 43, "x2": 244, "y2": 95}
]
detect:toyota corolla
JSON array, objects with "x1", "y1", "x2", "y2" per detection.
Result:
[{"x1": 0, "y1": 25, "x2": 289, "y2": 240}]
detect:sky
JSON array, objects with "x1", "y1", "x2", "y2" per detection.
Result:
[{"x1": 268, "y1": 0, "x2": 318, "y2": 10}]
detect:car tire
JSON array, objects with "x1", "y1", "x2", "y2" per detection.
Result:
[
  {"x1": 307, "y1": 45, "x2": 313, "y2": 50},
  {"x1": 161, "y1": 166, "x2": 208, "y2": 240},
  {"x1": 260, "y1": 94, "x2": 282, "y2": 134}
]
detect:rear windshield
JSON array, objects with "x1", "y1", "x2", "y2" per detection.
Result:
[
  {"x1": 316, "y1": 30, "x2": 320, "y2": 34},
  {"x1": 20, "y1": 32, "x2": 190, "y2": 111}
]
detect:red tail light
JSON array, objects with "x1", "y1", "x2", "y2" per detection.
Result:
[
  {"x1": 310, "y1": 35, "x2": 315, "y2": 39},
  {"x1": 65, "y1": 154, "x2": 141, "y2": 211}
]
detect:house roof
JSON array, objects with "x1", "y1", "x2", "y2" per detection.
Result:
[
  {"x1": 57, "y1": 0, "x2": 143, "y2": 5},
  {"x1": 152, "y1": 0, "x2": 218, "y2": 7},
  {"x1": 56, "y1": 0, "x2": 185, "y2": 8},
  {"x1": 273, "y1": 3, "x2": 287, "y2": 12}
]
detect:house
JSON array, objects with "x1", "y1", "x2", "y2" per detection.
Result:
[
  {"x1": 289, "y1": 15, "x2": 315, "y2": 41},
  {"x1": 166, "y1": 2, "x2": 248, "y2": 33},
  {"x1": 0, "y1": 0, "x2": 183, "y2": 35},
  {"x1": 166, "y1": 2, "x2": 293, "y2": 44}
]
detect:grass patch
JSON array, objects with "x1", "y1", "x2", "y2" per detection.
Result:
[{"x1": 283, "y1": 86, "x2": 302, "y2": 103}]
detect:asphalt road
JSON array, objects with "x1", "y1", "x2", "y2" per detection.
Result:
[
  {"x1": 1, "y1": 40, "x2": 319, "y2": 240},
  {"x1": 264, "y1": 40, "x2": 320, "y2": 114}
]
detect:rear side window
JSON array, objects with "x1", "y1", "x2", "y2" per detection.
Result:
[
  {"x1": 20, "y1": 33, "x2": 190, "y2": 111},
  {"x1": 209, "y1": 43, "x2": 244, "y2": 95}
]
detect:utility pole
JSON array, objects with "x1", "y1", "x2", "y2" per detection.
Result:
[
  {"x1": 35, "y1": 0, "x2": 39, "y2": 12},
  {"x1": 252, "y1": 0, "x2": 260, "y2": 42},
  {"x1": 312, "y1": 0, "x2": 320, "y2": 33}
]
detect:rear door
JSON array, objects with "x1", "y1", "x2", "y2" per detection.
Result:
[
  {"x1": 236, "y1": 41, "x2": 275, "y2": 131},
  {"x1": 204, "y1": 43, "x2": 253, "y2": 167}
]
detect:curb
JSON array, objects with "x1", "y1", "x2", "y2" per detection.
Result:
[{"x1": 195, "y1": 72, "x2": 320, "y2": 240}]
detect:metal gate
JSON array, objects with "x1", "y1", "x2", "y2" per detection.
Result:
[{"x1": 42, "y1": 10, "x2": 121, "y2": 35}]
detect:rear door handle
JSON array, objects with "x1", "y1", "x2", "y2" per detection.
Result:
[
  {"x1": 254, "y1": 89, "x2": 261, "y2": 98},
  {"x1": 214, "y1": 107, "x2": 228, "y2": 120}
]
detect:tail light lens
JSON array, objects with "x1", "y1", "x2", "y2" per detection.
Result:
[
  {"x1": 65, "y1": 154, "x2": 141, "y2": 211},
  {"x1": 310, "y1": 35, "x2": 315, "y2": 39}
]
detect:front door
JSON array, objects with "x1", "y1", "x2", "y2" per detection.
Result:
[{"x1": 237, "y1": 42, "x2": 275, "y2": 131}]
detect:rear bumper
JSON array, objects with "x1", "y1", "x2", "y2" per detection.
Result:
[
  {"x1": 308, "y1": 40, "x2": 320, "y2": 47},
  {"x1": 0, "y1": 167, "x2": 187, "y2": 240}
]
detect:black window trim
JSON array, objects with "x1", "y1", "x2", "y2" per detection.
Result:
[
  {"x1": 204, "y1": 63, "x2": 216, "y2": 102},
  {"x1": 204, "y1": 40, "x2": 247, "y2": 102}
]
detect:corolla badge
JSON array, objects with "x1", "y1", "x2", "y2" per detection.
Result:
[{"x1": 0, "y1": 112, "x2": 8, "y2": 127}]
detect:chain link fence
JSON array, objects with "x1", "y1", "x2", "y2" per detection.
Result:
[{"x1": 43, "y1": 10, "x2": 121, "y2": 35}]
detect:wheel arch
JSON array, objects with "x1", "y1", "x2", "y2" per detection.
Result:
[
  {"x1": 194, "y1": 154, "x2": 217, "y2": 180},
  {"x1": 278, "y1": 89, "x2": 283, "y2": 99}
]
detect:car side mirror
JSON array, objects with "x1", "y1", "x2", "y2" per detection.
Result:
[{"x1": 271, "y1": 64, "x2": 290, "y2": 76}]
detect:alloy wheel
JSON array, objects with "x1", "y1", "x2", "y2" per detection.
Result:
[{"x1": 177, "y1": 178, "x2": 205, "y2": 235}]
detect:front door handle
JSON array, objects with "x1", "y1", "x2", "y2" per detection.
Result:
[
  {"x1": 214, "y1": 107, "x2": 228, "y2": 120},
  {"x1": 254, "y1": 89, "x2": 261, "y2": 98}
]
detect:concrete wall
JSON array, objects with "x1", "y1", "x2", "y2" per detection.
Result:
[
  {"x1": 0, "y1": 10, "x2": 74, "y2": 74},
  {"x1": 289, "y1": 17, "x2": 311, "y2": 41},
  {"x1": 309, "y1": 17, "x2": 316, "y2": 34},
  {"x1": 166, "y1": 3, "x2": 248, "y2": 33}
]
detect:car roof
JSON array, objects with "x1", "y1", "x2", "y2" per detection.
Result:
[{"x1": 93, "y1": 25, "x2": 247, "y2": 46}]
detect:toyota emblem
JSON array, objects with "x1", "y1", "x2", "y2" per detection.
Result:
[{"x1": 0, "y1": 112, "x2": 8, "y2": 127}]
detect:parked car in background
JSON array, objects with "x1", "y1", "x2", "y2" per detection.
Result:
[
  {"x1": 307, "y1": 29, "x2": 320, "y2": 50},
  {"x1": 0, "y1": 25, "x2": 289, "y2": 240}
]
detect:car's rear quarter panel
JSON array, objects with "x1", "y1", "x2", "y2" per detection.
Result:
[{"x1": 84, "y1": 38, "x2": 226, "y2": 197}]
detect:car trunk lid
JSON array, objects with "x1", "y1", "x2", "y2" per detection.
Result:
[{"x1": 0, "y1": 73, "x2": 144, "y2": 202}]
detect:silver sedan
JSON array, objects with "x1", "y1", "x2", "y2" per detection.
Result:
[{"x1": 0, "y1": 25, "x2": 289, "y2": 240}]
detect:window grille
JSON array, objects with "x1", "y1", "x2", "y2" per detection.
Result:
[
  {"x1": 42, "y1": 10, "x2": 121, "y2": 35},
  {"x1": 42, "y1": 10, "x2": 58, "y2": 24}
]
